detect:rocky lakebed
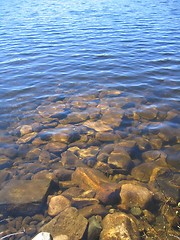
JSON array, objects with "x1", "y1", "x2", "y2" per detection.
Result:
[{"x1": 0, "y1": 89, "x2": 179, "y2": 240}]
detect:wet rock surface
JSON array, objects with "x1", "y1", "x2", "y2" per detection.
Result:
[
  {"x1": 0, "y1": 89, "x2": 179, "y2": 240},
  {"x1": 0, "y1": 179, "x2": 53, "y2": 216}
]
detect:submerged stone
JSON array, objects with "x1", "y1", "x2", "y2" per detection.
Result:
[
  {"x1": 40, "y1": 207, "x2": 88, "y2": 240},
  {"x1": 83, "y1": 120, "x2": 113, "y2": 132},
  {"x1": 100, "y1": 212, "x2": 140, "y2": 240},
  {"x1": 149, "y1": 167, "x2": 180, "y2": 205},
  {"x1": 72, "y1": 167, "x2": 119, "y2": 205},
  {"x1": 88, "y1": 215, "x2": 102, "y2": 240},
  {"x1": 79, "y1": 204, "x2": 108, "y2": 219},
  {"x1": 48, "y1": 195, "x2": 71, "y2": 216},
  {"x1": 108, "y1": 150, "x2": 132, "y2": 172},
  {"x1": 0, "y1": 179, "x2": 53, "y2": 216},
  {"x1": 120, "y1": 183, "x2": 154, "y2": 209}
]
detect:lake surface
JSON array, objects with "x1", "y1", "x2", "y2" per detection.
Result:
[{"x1": 0, "y1": 0, "x2": 180, "y2": 239}]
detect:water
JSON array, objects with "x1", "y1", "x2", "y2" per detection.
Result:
[{"x1": 0, "y1": 0, "x2": 180, "y2": 239}]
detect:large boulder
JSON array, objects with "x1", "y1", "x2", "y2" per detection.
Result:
[
  {"x1": 40, "y1": 207, "x2": 88, "y2": 240},
  {"x1": 0, "y1": 179, "x2": 53, "y2": 216},
  {"x1": 100, "y1": 212, "x2": 140, "y2": 240}
]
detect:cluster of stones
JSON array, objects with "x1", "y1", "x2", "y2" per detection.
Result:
[{"x1": 0, "y1": 89, "x2": 179, "y2": 239}]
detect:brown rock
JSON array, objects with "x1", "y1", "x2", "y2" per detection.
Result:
[
  {"x1": 40, "y1": 207, "x2": 88, "y2": 240},
  {"x1": 142, "y1": 150, "x2": 167, "y2": 162},
  {"x1": 96, "y1": 132, "x2": 119, "y2": 142},
  {"x1": 53, "y1": 168, "x2": 74, "y2": 181},
  {"x1": 79, "y1": 204, "x2": 108, "y2": 219},
  {"x1": 20, "y1": 125, "x2": 32, "y2": 136},
  {"x1": 39, "y1": 150, "x2": 51, "y2": 163},
  {"x1": 138, "y1": 106, "x2": 158, "y2": 120},
  {"x1": 83, "y1": 120, "x2": 113, "y2": 132},
  {"x1": 26, "y1": 148, "x2": 41, "y2": 161},
  {"x1": 51, "y1": 128, "x2": 80, "y2": 144},
  {"x1": 72, "y1": 197, "x2": 99, "y2": 209},
  {"x1": 44, "y1": 142, "x2": 67, "y2": 153},
  {"x1": 0, "y1": 179, "x2": 53, "y2": 216},
  {"x1": 131, "y1": 162, "x2": 157, "y2": 182},
  {"x1": 61, "y1": 187, "x2": 84, "y2": 200},
  {"x1": 61, "y1": 150, "x2": 80, "y2": 167},
  {"x1": 108, "y1": 150, "x2": 132, "y2": 172},
  {"x1": 72, "y1": 167, "x2": 119, "y2": 205},
  {"x1": 48, "y1": 195, "x2": 71, "y2": 216},
  {"x1": 17, "y1": 132, "x2": 37, "y2": 144},
  {"x1": 72, "y1": 167, "x2": 110, "y2": 191},
  {"x1": 100, "y1": 212, "x2": 140, "y2": 240},
  {"x1": 120, "y1": 183, "x2": 153, "y2": 209}
]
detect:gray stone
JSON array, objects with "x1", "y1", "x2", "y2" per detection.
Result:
[
  {"x1": 40, "y1": 207, "x2": 88, "y2": 240},
  {"x1": 0, "y1": 179, "x2": 53, "y2": 216}
]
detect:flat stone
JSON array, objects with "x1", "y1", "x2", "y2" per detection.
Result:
[
  {"x1": 100, "y1": 212, "x2": 140, "y2": 240},
  {"x1": 0, "y1": 179, "x2": 53, "y2": 216},
  {"x1": 77, "y1": 146, "x2": 99, "y2": 159},
  {"x1": 96, "y1": 132, "x2": 119, "y2": 142},
  {"x1": 63, "y1": 112, "x2": 89, "y2": 124},
  {"x1": 72, "y1": 197, "x2": 99, "y2": 209},
  {"x1": 40, "y1": 207, "x2": 88, "y2": 240},
  {"x1": 17, "y1": 132, "x2": 37, "y2": 144},
  {"x1": 51, "y1": 128, "x2": 80, "y2": 144},
  {"x1": 44, "y1": 142, "x2": 67, "y2": 154},
  {"x1": 61, "y1": 187, "x2": 84, "y2": 200},
  {"x1": 120, "y1": 183, "x2": 154, "y2": 209},
  {"x1": 79, "y1": 204, "x2": 108, "y2": 219},
  {"x1": 83, "y1": 120, "x2": 112, "y2": 132}
]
